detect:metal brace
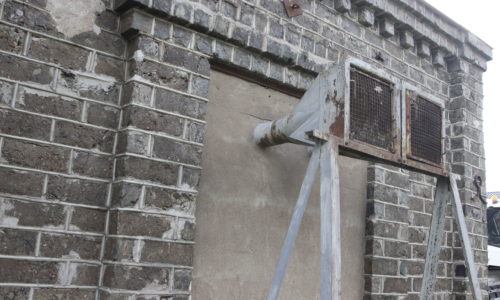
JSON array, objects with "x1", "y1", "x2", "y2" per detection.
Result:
[
  {"x1": 473, "y1": 175, "x2": 486, "y2": 204},
  {"x1": 283, "y1": 0, "x2": 303, "y2": 17}
]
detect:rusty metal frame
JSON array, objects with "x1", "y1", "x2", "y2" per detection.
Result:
[
  {"x1": 402, "y1": 83, "x2": 447, "y2": 176},
  {"x1": 342, "y1": 57, "x2": 403, "y2": 166}
]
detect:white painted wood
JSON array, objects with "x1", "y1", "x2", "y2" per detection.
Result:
[
  {"x1": 267, "y1": 145, "x2": 321, "y2": 300},
  {"x1": 450, "y1": 174, "x2": 482, "y2": 300},
  {"x1": 319, "y1": 139, "x2": 341, "y2": 300},
  {"x1": 419, "y1": 177, "x2": 449, "y2": 300}
]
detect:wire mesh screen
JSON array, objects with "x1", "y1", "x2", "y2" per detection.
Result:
[
  {"x1": 410, "y1": 96, "x2": 442, "y2": 164},
  {"x1": 349, "y1": 68, "x2": 393, "y2": 150}
]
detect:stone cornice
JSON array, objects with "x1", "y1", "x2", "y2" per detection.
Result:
[
  {"x1": 115, "y1": 0, "x2": 492, "y2": 71},
  {"x1": 355, "y1": 0, "x2": 492, "y2": 66}
]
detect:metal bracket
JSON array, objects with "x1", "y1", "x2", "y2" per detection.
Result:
[
  {"x1": 306, "y1": 130, "x2": 330, "y2": 142},
  {"x1": 473, "y1": 175, "x2": 486, "y2": 204},
  {"x1": 283, "y1": 0, "x2": 303, "y2": 17}
]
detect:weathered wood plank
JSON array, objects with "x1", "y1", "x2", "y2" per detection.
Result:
[
  {"x1": 267, "y1": 145, "x2": 321, "y2": 300},
  {"x1": 419, "y1": 177, "x2": 449, "y2": 300}
]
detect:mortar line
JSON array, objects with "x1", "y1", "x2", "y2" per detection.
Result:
[
  {"x1": 41, "y1": 174, "x2": 48, "y2": 199},
  {"x1": 22, "y1": 31, "x2": 31, "y2": 56},
  {"x1": 112, "y1": 178, "x2": 197, "y2": 193},
  {"x1": 0, "y1": 75, "x2": 122, "y2": 109},
  {"x1": 0, "y1": 254, "x2": 102, "y2": 264},
  {"x1": 49, "y1": 119, "x2": 56, "y2": 142},
  {"x1": 0, "y1": 224, "x2": 104, "y2": 237},
  {"x1": 113, "y1": 152, "x2": 202, "y2": 170},
  {"x1": 34, "y1": 232, "x2": 42, "y2": 257},
  {"x1": 0, "y1": 0, "x2": 5, "y2": 20},
  {"x1": 0, "y1": 192, "x2": 108, "y2": 211},
  {"x1": 10, "y1": 82, "x2": 18, "y2": 107},
  {"x1": 124, "y1": 77, "x2": 209, "y2": 103},
  {"x1": 0, "y1": 19, "x2": 124, "y2": 60},
  {"x1": 117, "y1": 127, "x2": 204, "y2": 147},
  {"x1": 0, "y1": 133, "x2": 115, "y2": 157}
]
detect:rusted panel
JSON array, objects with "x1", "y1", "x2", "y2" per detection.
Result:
[
  {"x1": 283, "y1": 0, "x2": 303, "y2": 17},
  {"x1": 409, "y1": 96, "x2": 442, "y2": 164},
  {"x1": 349, "y1": 67, "x2": 393, "y2": 151},
  {"x1": 405, "y1": 90, "x2": 444, "y2": 169},
  {"x1": 330, "y1": 96, "x2": 345, "y2": 138}
]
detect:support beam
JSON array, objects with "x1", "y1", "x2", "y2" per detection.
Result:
[
  {"x1": 450, "y1": 174, "x2": 482, "y2": 300},
  {"x1": 267, "y1": 145, "x2": 321, "y2": 300},
  {"x1": 420, "y1": 177, "x2": 449, "y2": 300},
  {"x1": 319, "y1": 139, "x2": 341, "y2": 300}
]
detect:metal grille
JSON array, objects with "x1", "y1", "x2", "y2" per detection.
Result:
[
  {"x1": 410, "y1": 96, "x2": 442, "y2": 164},
  {"x1": 349, "y1": 68, "x2": 393, "y2": 150}
]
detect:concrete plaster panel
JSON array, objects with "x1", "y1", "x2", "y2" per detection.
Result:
[{"x1": 192, "y1": 71, "x2": 368, "y2": 300}]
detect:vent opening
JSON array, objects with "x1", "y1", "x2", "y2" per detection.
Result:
[
  {"x1": 349, "y1": 67, "x2": 393, "y2": 150},
  {"x1": 409, "y1": 96, "x2": 442, "y2": 165}
]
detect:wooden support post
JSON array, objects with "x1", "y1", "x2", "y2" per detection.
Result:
[
  {"x1": 267, "y1": 145, "x2": 321, "y2": 300},
  {"x1": 420, "y1": 177, "x2": 449, "y2": 300},
  {"x1": 449, "y1": 174, "x2": 482, "y2": 300},
  {"x1": 319, "y1": 139, "x2": 341, "y2": 300}
]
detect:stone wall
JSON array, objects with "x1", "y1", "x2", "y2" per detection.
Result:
[{"x1": 0, "y1": 0, "x2": 492, "y2": 299}]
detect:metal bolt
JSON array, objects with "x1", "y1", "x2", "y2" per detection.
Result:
[{"x1": 291, "y1": 4, "x2": 300, "y2": 9}]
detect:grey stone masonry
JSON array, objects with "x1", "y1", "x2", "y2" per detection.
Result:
[{"x1": 0, "y1": 0, "x2": 492, "y2": 299}]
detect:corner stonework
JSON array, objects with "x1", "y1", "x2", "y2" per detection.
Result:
[{"x1": 99, "y1": 9, "x2": 209, "y2": 299}]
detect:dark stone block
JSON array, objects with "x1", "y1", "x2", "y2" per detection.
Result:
[
  {"x1": 94, "y1": 54, "x2": 124, "y2": 80},
  {"x1": 54, "y1": 120, "x2": 115, "y2": 153},
  {"x1": 0, "y1": 24, "x2": 25, "y2": 54},
  {"x1": 0, "y1": 228, "x2": 37, "y2": 256},
  {"x1": 121, "y1": 105, "x2": 184, "y2": 137},
  {"x1": 111, "y1": 182, "x2": 142, "y2": 208},
  {"x1": 1, "y1": 138, "x2": 70, "y2": 172},
  {"x1": 153, "y1": 136, "x2": 202, "y2": 165},
  {"x1": 103, "y1": 265, "x2": 169, "y2": 290},
  {"x1": 72, "y1": 151, "x2": 113, "y2": 179},
  {"x1": 16, "y1": 87, "x2": 83, "y2": 120},
  {"x1": 141, "y1": 240, "x2": 193, "y2": 265},
  {"x1": 115, "y1": 156, "x2": 179, "y2": 186},
  {"x1": 70, "y1": 207, "x2": 106, "y2": 233},
  {"x1": 128, "y1": 60, "x2": 189, "y2": 92},
  {"x1": 47, "y1": 176, "x2": 108, "y2": 207},
  {"x1": 162, "y1": 44, "x2": 210, "y2": 76},
  {"x1": 144, "y1": 187, "x2": 195, "y2": 212},
  {"x1": 174, "y1": 269, "x2": 192, "y2": 291},
  {"x1": 108, "y1": 211, "x2": 171, "y2": 238},
  {"x1": 0, "y1": 108, "x2": 51, "y2": 140},
  {"x1": 39, "y1": 233, "x2": 101, "y2": 260},
  {"x1": 29, "y1": 36, "x2": 90, "y2": 70},
  {"x1": 33, "y1": 288, "x2": 95, "y2": 300},
  {"x1": 0, "y1": 53, "x2": 53, "y2": 85},
  {"x1": 0, "y1": 258, "x2": 61, "y2": 284},
  {"x1": 155, "y1": 88, "x2": 206, "y2": 119},
  {"x1": 0, "y1": 167, "x2": 45, "y2": 197},
  {"x1": 116, "y1": 130, "x2": 149, "y2": 155},
  {"x1": 0, "y1": 287, "x2": 30, "y2": 299},
  {"x1": 2, "y1": 1, "x2": 58, "y2": 35},
  {"x1": 57, "y1": 71, "x2": 120, "y2": 104},
  {"x1": 0, "y1": 198, "x2": 66, "y2": 228},
  {"x1": 86, "y1": 102, "x2": 120, "y2": 129}
]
